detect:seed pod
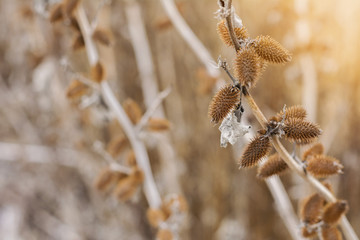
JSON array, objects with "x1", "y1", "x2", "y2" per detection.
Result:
[
  {"x1": 321, "y1": 227, "x2": 343, "y2": 240},
  {"x1": 239, "y1": 135, "x2": 271, "y2": 168},
  {"x1": 253, "y1": 35, "x2": 291, "y2": 64},
  {"x1": 234, "y1": 48, "x2": 262, "y2": 88},
  {"x1": 323, "y1": 200, "x2": 348, "y2": 226},
  {"x1": 283, "y1": 118, "x2": 321, "y2": 144},
  {"x1": 113, "y1": 176, "x2": 138, "y2": 202},
  {"x1": 62, "y1": 0, "x2": 81, "y2": 18},
  {"x1": 126, "y1": 150, "x2": 137, "y2": 166},
  {"x1": 146, "y1": 208, "x2": 167, "y2": 228},
  {"x1": 217, "y1": 20, "x2": 248, "y2": 47},
  {"x1": 208, "y1": 84, "x2": 240, "y2": 124},
  {"x1": 162, "y1": 194, "x2": 188, "y2": 218},
  {"x1": 301, "y1": 227, "x2": 317, "y2": 238},
  {"x1": 300, "y1": 193, "x2": 325, "y2": 225},
  {"x1": 303, "y1": 143, "x2": 325, "y2": 161},
  {"x1": 123, "y1": 98, "x2": 142, "y2": 124},
  {"x1": 156, "y1": 229, "x2": 173, "y2": 240},
  {"x1": 72, "y1": 34, "x2": 85, "y2": 51},
  {"x1": 106, "y1": 135, "x2": 128, "y2": 158},
  {"x1": 257, "y1": 153, "x2": 288, "y2": 179},
  {"x1": 92, "y1": 28, "x2": 114, "y2": 47},
  {"x1": 66, "y1": 79, "x2": 89, "y2": 99},
  {"x1": 147, "y1": 118, "x2": 171, "y2": 132},
  {"x1": 90, "y1": 61, "x2": 106, "y2": 83},
  {"x1": 94, "y1": 168, "x2": 126, "y2": 192},
  {"x1": 69, "y1": 17, "x2": 81, "y2": 32},
  {"x1": 49, "y1": 3, "x2": 64, "y2": 23},
  {"x1": 130, "y1": 166, "x2": 144, "y2": 184},
  {"x1": 277, "y1": 105, "x2": 307, "y2": 121},
  {"x1": 307, "y1": 155, "x2": 343, "y2": 178}
]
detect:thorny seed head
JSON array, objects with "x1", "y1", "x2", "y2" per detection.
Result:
[
  {"x1": 302, "y1": 143, "x2": 325, "y2": 161},
  {"x1": 306, "y1": 155, "x2": 343, "y2": 178},
  {"x1": 217, "y1": 20, "x2": 248, "y2": 47},
  {"x1": 208, "y1": 84, "x2": 240, "y2": 124},
  {"x1": 300, "y1": 193, "x2": 325, "y2": 225},
  {"x1": 301, "y1": 227, "x2": 317, "y2": 238},
  {"x1": 252, "y1": 35, "x2": 292, "y2": 64},
  {"x1": 276, "y1": 105, "x2": 307, "y2": 122},
  {"x1": 323, "y1": 200, "x2": 349, "y2": 226},
  {"x1": 123, "y1": 98, "x2": 143, "y2": 125},
  {"x1": 234, "y1": 47, "x2": 262, "y2": 89},
  {"x1": 321, "y1": 226, "x2": 343, "y2": 240},
  {"x1": 257, "y1": 153, "x2": 288, "y2": 179},
  {"x1": 239, "y1": 135, "x2": 271, "y2": 168},
  {"x1": 283, "y1": 118, "x2": 322, "y2": 144},
  {"x1": 147, "y1": 208, "x2": 167, "y2": 228}
]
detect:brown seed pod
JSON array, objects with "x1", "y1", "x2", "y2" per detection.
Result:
[
  {"x1": 156, "y1": 229, "x2": 173, "y2": 240},
  {"x1": 92, "y1": 28, "x2": 114, "y2": 47},
  {"x1": 208, "y1": 84, "x2": 240, "y2": 124},
  {"x1": 307, "y1": 155, "x2": 343, "y2": 178},
  {"x1": 147, "y1": 118, "x2": 171, "y2": 132},
  {"x1": 69, "y1": 17, "x2": 81, "y2": 32},
  {"x1": 217, "y1": 20, "x2": 248, "y2": 47},
  {"x1": 113, "y1": 176, "x2": 138, "y2": 202},
  {"x1": 283, "y1": 118, "x2": 321, "y2": 144},
  {"x1": 300, "y1": 193, "x2": 325, "y2": 225},
  {"x1": 321, "y1": 226, "x2": 343, "y2": 240},
  {"x1": 66, "y1": 79, "x2": 89, "y2": 99},
  {"x1": 162, "y1": 194, "x2": 188, "y2": 217},
  {"x1": 94, "y1": 168, "x2": 126, "y2": 192},
  {"x1": 146, "y1": 208, "x2": 167, "y2": 228},
  {"x1": 123, "y1": 98, "x2": 143, "y2": 124},
  {"x1": 130, "y1": 166, "x2": 144, "y2": 184},
  {"x1": 106, "y1": 135, "x2": 129, "y2": 158},
  {"x1": 72, "y1": 34, "x2": 85, "y2": 51},
  {"x1": 49, "y1": 3, "x2": 64, "y2": 23},
  {"x1": 253, "y1": 35, "x2": 292, "y2": 64},
  {"x1": 239, "y1": 135, "x2": 271, "y2": 168},
  {"x1": 323, "y1": 200, "x2": 348, "y2": 226},
  {"x1": 90, "y1": 61, "x2": 106, "y2": 83},
  {"x1": 62, "y1": 0, "x2": 81, "y2": 18},
  {"x1": 277, "y1": 105, "x2": 307, "y2": 121},
  {"x1": 234, "y1": 48, "x2": 262, "y2": 88},
  {"x1": 301, "y1": 227, "x2": 317, "y2": 238},
  {"x1": 126, "y1": 150, "x2": 137, "y2": 166},
  {"x1": 257, "y1": 153, "x2": 288, "y2": 179},
  {"x1": 303, "y1": 143, "x2": 325, "y2": 161}
]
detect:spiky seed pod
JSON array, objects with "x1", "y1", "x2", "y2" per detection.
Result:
[
  {"x1": 217, "y1": 20, "x2": 249, "y2": 47},
  {"x1": 307, "y1": 155, "x2": 343, "y2": 178},
  {"x1": 126, "y1": 150, "x2": 137, "y2": 166},
  {"x1": 323, "y1": 200, "x2": 349, "y2": 226},
  {"x1": 156, "y1": 229, "x2": 173, "y2": 240},
  {"x1": 72, "y1": 34, "x2": 85, "y2": 51},
  {"x1": 162, "y1": 194, "x2": 188, "y2": 217},
  {"x1": 147, "y1": 118, "x2": 171, "y2": 132},
  {"x1": 303, "y1": 143, "x2": 325, "y2": 161},
  {"x1": 208, "y1": 84, "x2": 240, "y2": 124},
  {"x1": 301, "y1": 227, "x2": 317, "y2": 238},
  {"x1": 283, "y1": 118, "x2": 321, "y2": 144},
  {"x1": 66, "y1": 79, "x2": 89, "y2": 99},
  {"x1": 92, "y1": 28, "x2": 114, "y2": 47},
  {"x1": 300, "y1": 193, "x2": 325, "y2": 225},
  {"x1": 257, "y1": 153, "x2": 288, "y2": 179},
  {"x1": 94, "y1": 168, "x2": 126, "y2": 192},
  {"x1": 239, "y1": 135, "x2": 271, "y2": 168},
  {"x1": 123, "y1": 98, "x2": 143, "y2": 124},
  {"x1": 130, "y1": 166, "x2": 144, "y2": 184},
  {"x1": 91, "y1": 61, "x2": 106, "y2": 83},
  {"x1": 253, "y1": 35, "x2": 292, "y2": 64},
  {"x1": 62, "y1": 0, "x2": 81, "y2": 18},
  {"x1": 106, "y1": 135, "x2": 128, "y2": 158},
  {"x1": 321, "y1": 227, "x2": 343, "y2": 240},
  {"x1": 277, "y1": 105, "x2": 307, "y2": 121},
  {"x1": 146, "y1": 208, "x2": 167, "y2": 228},
  {"x1": 49, "y1": 3, "x2": 63, "y2": 23},
  {"x1": 234, "y1": 48, "x2": 262, "y2": 88},
  {"x1": 113, "y1": 176, "x2": 138, "y2": 202},
  {"x1": 69, "y1": 17, "x2": 81, "y2": 32}
]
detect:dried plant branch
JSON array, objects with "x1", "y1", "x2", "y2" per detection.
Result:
[
  {"x1": 136, "y1": 87, "x2": 172, "y2": 133},
  {"x1": 74, "y1": 4, "x2": 161, "y2": 208},
  {"x1": 224, "y1": 3, "x2": 358, "y2": 237}
]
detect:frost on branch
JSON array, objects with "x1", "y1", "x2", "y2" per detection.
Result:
[{"x1": 219, "y1": 112, "x2": 250, "y2": 147}]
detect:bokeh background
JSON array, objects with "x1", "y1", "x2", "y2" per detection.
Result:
[{"x1": 0, "y1": 0, "x2": 359, "y2": 239}]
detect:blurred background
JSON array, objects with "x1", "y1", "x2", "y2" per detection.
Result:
[{"x1": 0, "y1": 0, "x2": 359, "y2": 239}]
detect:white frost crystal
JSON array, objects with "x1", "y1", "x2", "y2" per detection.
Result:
[{"x1": 219, "y1": 112, "x2": 250, "y2": 147}]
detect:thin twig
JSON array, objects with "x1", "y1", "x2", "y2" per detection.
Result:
[
  {"x1": 136, "y1": 86, "x2": 172, "y2": 133},
  {"x1": 74, "y1": 4, "x2": 162, "y2": 208},
  {"x1": 224, "y1": 0, "x2": 241, "y2": 51}
]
